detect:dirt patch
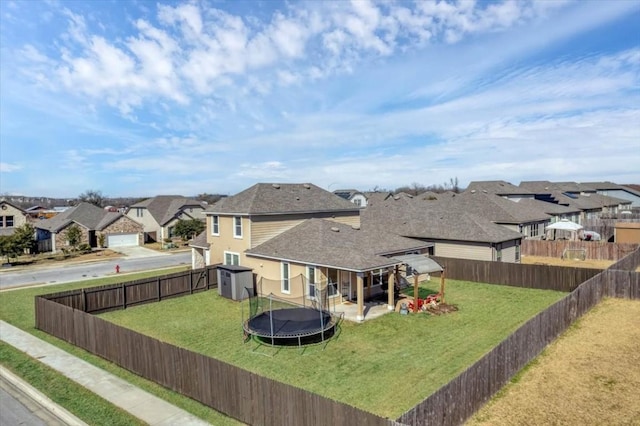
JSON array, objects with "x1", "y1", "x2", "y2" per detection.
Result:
[
  {"x1": 521, "y1": 255, "x2": 614, "y2": 269},
  {"x1": 394, "y1": 296, "x2": 458, "y2": 315},
  {"x1": 467, "y1": 298, "x2": 640, "y2": 425}
]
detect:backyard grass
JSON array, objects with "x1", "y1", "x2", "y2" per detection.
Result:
[
  {"x1": 467, "y1": 298, "x2": 640, "y2": 425},
  {"x1": 100, "y1": 280, "x2": 567, "y2": 419},
  {"x1": 0, "y1": 268, "x2": 241, "y2": 426}
]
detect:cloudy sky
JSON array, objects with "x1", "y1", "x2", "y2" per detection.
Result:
[{"x1": 1, "y1": 0, "x2": 639, "y2": 198}]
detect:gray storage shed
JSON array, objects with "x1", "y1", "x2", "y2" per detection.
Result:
[{"x1": 217, "y1": 265, "x2": 254, "y2": 301}]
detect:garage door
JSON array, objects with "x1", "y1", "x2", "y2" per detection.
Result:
[{"x1": 107, "y1": 233, "x2": 139, "y2": 247}]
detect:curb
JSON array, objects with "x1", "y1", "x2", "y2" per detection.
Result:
[{"x1": 0, "y1": 365, "x2": 89, "y2": 426}]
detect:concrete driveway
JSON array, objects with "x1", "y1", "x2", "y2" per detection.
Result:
[{"x1": 112, "y1": 246, "x2": 170, "y2": 258}]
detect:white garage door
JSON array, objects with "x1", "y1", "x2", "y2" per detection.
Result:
[{"x1": 107, "y1": 233, "x2": 139, "y2": 247}]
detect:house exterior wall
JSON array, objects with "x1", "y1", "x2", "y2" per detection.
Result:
[
  {"x1": 208, "y1": 215, "x2": 251, "y2": 265},
  {"x1": 597, "y1": 189, "x2": 640, "y2": 208},
  {"x1": 126, "y1": 208, "x2": 158, "y2": 233},
  {"x1": 498, "y1": 239, "x2": 520, "y2": 263},
  {"x1": 0, "y1": 202, "x2": 27, "y2": 231},
  {"x1": 192, "y1": 247, "x2": 206, "y2": 269},
  {"x1": 54, "y1": 223, "x2": 90, "y2": 253},
  {"x1": 350, "y1": 194, "x2": 367, "y2": 207},
  {"x1": 433, "y1": 240, "x2": 493, "y2": 261},
  {"x1": 98, "y1": 216, "x2": 144, "y2": 246},
  {"x1": 250, "y1": 212, "x2": 360, "y2": 248}
]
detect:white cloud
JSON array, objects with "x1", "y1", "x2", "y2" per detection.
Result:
[{"x1": 0, "y1": 162, "x2": 22, "y2": 173}]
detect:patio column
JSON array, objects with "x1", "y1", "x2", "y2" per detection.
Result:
[
  {"x1": 387, "y1": 266, "x2": 395, "y2": 310},
  {"x1": 356, "y1": 272, "x2": 364, "y2": 321}
]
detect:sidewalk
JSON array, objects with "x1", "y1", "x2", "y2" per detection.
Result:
[{"x1": 0, "y1": 321, "x2": 211, "y2": 425}]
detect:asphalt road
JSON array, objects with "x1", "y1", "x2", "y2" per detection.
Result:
[
  {"x1": 0, "y1": 252, "x2": 192, "y2": 290},
  {"x1": 0, "y1": 374, "x2": 61, "y2": 426}
]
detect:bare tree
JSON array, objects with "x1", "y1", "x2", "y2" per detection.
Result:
[{"x1": 78, "y1": 190, "x2": 106, "y2": 207}]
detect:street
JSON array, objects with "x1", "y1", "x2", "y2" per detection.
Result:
[{"x1": 0, "y1": 252, "x2": 192, "y2": 290}]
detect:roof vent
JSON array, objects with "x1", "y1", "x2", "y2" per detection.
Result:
[
  {"x1": 471, "y1": 190, "x2": 476, "y2": 193},
  {"x1": 272, "y1": 184, "x2": 280, "y2": 189},
  {"x1": 331, "y1": 226, "x2": 340, "y2": 232},
  {"x1": 303, "y1": 183, "x2": 310, "y2": 189},
  {"x1": 482, "y1": 190, "x2": 488, "y2": 193},
  {"x1": 351, "y1": 224, "x2": 360, "y2": 230}
]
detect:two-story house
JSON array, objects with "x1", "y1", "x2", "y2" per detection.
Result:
[
  {"x1": 127, "y1": 195, "x2": 205, "y2": 242},
  {"x1": 193, "y1": 183, "x2": 434, "y2": 321},
  {"x1": 0, "y1": 201, "x2": 28, "y2": 237}
]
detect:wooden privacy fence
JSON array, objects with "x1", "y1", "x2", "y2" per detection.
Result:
[
  {"x1": 522, "y1": 240, "x2": 638, "y2": 261},
  {"x1": 398, "y1": 248, "x2": 640, "y2": 425},
  {"x1": 41, "y1": 266, "x2": 218, "y2": 314},
  {"x1": 34, "y1": 297, "x2": 397, "y2": 426},
  {"x1": 431, "y1": 256, "x2": 599, "y2": 292},
  {"x1": 34, "y1": 249, "x2": 640, "y2": 426}
]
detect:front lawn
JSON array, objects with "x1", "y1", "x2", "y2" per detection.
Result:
[{"x1": 100, "y1": 280, "x2": 566, "y2": 418}]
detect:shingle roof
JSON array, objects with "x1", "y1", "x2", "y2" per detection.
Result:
[
  {"x1": 207, "y1": 183, "x2": 360, "y2": 215},
  {"x1": 246, "y1": 219, "x2": 431, "y2": 271},
  {"x1": 130, "y1": 195, "x2": 203, "y2": 225},
  {"x1": 466, "y1": 180, "x2": 536, "y2": 195},
  {"x1": 450, "y1": 192, "x2": 550, "y2": 223},
  {"x1": 361, "y1": 196, "x2": 524, "y2": 244},
  {"x1": 36, "y1": 202, "x2": 108, "y2": 232},
  {"x1": 583, "y1": 182, "x2": 640, "y2": 197},
  {"x1": 511, "y1": 198, "x2": 580, "y2": 216},
  {"x1": 333, "y1": 189, "x2": 363, "y2": 200},
  {"x1": 189, "y1": 231, "x2": 210, "y2": 249}
]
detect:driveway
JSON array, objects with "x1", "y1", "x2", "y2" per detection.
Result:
[{"x1": 112, "y1": 246, "x2": 170, "y2": 258}]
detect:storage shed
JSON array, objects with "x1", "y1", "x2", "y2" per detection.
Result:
[{"x1": 217, "y1": 265, "x2": 254, "y2": 301}]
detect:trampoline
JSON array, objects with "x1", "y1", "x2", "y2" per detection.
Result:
[{"x1": 244, "y1": 307, "x2": 336, "y2": 346}]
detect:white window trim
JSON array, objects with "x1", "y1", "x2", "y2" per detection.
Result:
[
  {"x1": 233, "y1": 216, "x2": 243, "y2": 239},
  {"x1": 211, "y1": 215, "x2": 219, "y2": 236},
  {"x1": 326, "y1": 268, "x2": 339, "y2": 298},
  {"x1": 224, "y1": 251, "x2": 240, "y2": 266},
  {"x1": 281, "y1": 262, "x2": 291, "y2": 294},
  {"x1": 306, "y1": 265, "x2": 317, "y2": 299}
]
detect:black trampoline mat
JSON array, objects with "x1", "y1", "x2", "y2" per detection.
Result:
[{"x1": 247, "y1": 307, "x2": 333, "y2": 337}]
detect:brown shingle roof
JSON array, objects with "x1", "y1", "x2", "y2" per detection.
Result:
[
  {"x1": 246, "y1": 219, "x2": 431, "y2": 272},
  {"x1": 130, "y1": 195, "x2": 203, "y2": 225},
  {"x1": 207, "y1": 183, "x2": 360, "y2": 215},
  {"x1": 467, "y1": 180, "x2": 536, "y2": 196}
]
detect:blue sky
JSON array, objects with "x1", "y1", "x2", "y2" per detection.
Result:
[{"x1": 1, "y1": 0, "x2": 639, "y2": 198}]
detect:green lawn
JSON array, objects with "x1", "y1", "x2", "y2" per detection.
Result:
[
  {"x1": 0, "y1": 268, "x2": 241, "y2": 426},
  {"x1": 99, "y1": 280, "x2": 566, "y2": 418}
]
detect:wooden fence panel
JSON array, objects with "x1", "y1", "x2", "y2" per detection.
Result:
[
  {"x1": 608, "y1": 247, "x2": 640, "y2": 271},
  {"x1": 432, "y1": 257, "x2": 599, "y2": 292},
  {"x1": 522, "y1": 240, "x2": 638, "y2": 260}
]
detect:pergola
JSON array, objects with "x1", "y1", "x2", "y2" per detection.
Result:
[{"x1": 391, "y1": 254, "x2": 445, "y2": 313}]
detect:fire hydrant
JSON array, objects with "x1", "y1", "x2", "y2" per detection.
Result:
[{"x1": 115, "y1": 264, "x2": 120, "y2": 274}]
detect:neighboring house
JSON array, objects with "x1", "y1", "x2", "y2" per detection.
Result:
[
  {"x1": 127, "y1": 195, "x2": 205, "y2": 242},
  {"x1": 453, "y1": 191, "x2": 551, "y2": 239},
  {"x1": 333, "y1": 189, "x2": 368, "y2": 207},
  {"x1": 582, "y1": 182, "x2": 640, "y2": 209},
  {"x1": 0, "y1": 201, "x2": 28, "y2": 237},
  {"x1": 35, "y1": 202, "x2": 143, "y2": 253},
  {"x1": 520, "y1": 181, "x2": 632, "y2": 223},
  {"x1": 361, "y1": 194, "x2": 525, "y2": 262},
  {"x1": 466, "y1": 180, "x2": 536, "y2": 201}
]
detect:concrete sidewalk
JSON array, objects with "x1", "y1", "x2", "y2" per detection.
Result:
[{"x1": 0, "y1": 321, "x2": 211, "y2": 425}]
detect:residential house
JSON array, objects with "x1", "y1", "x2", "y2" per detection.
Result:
[
  {"x1": 466, "y1": 180, "x2": 536, "y2": 201},
  {"x1": 0, "y1": 201, "x2": 28, "y2": 237},
  {"x1": 35, "y1": 202, "x2": 143, "y2": 252},
  {"x1": 582, "y1": 181, "x2": 640, "y2": 209},
  {"x1": 127, "y1": 195, "x2": 205, "y2": 242},
  {"x1": 194, "y1": 183, "x2": 433, "y2": 321},
  {"x1": 361, "y1": 194, "x2": 525, "y2": 262},
  {"x1": 333, "y1": 189, "x2": 368, "y2": 207}
]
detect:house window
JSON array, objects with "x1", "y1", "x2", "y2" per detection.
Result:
[
  {"x1": 0, "y1": 215, "x2": 14, "y2": 227},
  {"x1": 224, "y1": 251, "x2": 240, "y2": 265},
  {"x1": 282, "y1": 262, "x2": 290, "y2": 294},
  {"x1": 529, "y1": 223, "x2": 539, "y2": 237},
  {"x1": 211, "y1": 216, "x2": 219, "y2": 236},
  {"x1": 233, "y1": 216, "x2": 242, "y2": 238},
  {"x1": 371, "y1": 269, "x2": 387, "y2": 286},
  {"x1": 496, "y1": 244, "x2": 502, "y2": 262},
  {"x1": 515, "y1": 243, "x2": 521, "y2": 262},
  {"x1": 307, "y1": 265, "x2": 316, "y2": 299},
  {"x1": 168, "y1": 226, "x2": 175, "y2": 238},
  {"x1": 136, "y1": 208, "x2": 143, "y2": 217},
  {"x1": 354, "y1": 199, "x2": 361, "y2": 206}
]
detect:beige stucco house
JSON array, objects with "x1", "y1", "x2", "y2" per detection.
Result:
[
  {"x1": 192, "y1": 183, "x2": 434, "y2": 320},
  {"x1": 127, "y1": 195, "x2": 206, "y2": 242},
  {"x1": 0, "y1": 200, "x2": 28, "y2": 237}
]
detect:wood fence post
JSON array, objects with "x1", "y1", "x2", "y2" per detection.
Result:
[
  {"x1": 82, "y1": 289, "x2": 87, "y2": 312},
  {"x1": 157, "y1": 277, "x2": 161, "y2": 302},
  {"x1": 122, "y1": 283, "x2": 127, "y2": 309},
  {"x1": 190, "y1": 271, "x2": 193, "y2": 294}
]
